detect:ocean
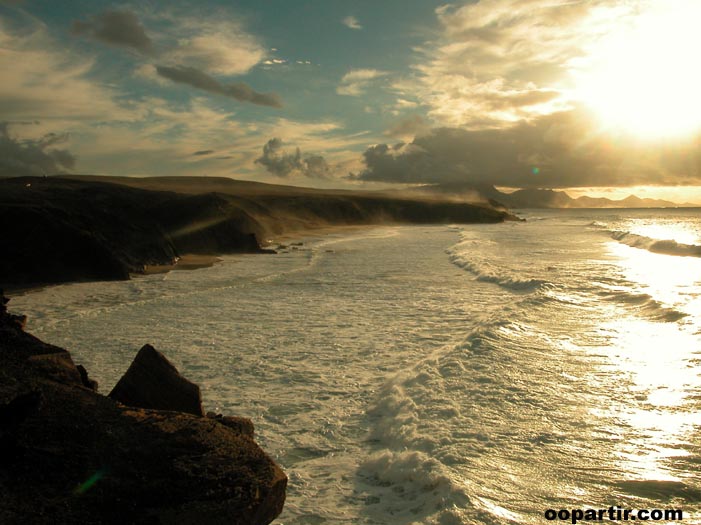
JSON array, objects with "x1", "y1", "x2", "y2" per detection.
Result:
[{"x1": 11, "y1": 208, "x2": 701, "y2": 524}]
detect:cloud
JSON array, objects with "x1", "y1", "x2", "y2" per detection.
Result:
[
  {"x1": 395, "y1": 98, "x2": 418, "y2": 109},
  {"x1": 342, "y1": 16, "x2": 362, "y2": 30},
  {"x1": 155, "y1": 65, "x2": 282, "y2": 108},
  {"x1": 133, "y1": 63, "x2": 168, "y2": 85},
  {"x1": 72, "y1": 7, "x2": 267, "y2": 76},
  {"x1": 76, "y1": 102, "x2": 356, "y2": 179},
  {"x1": 337, "y1": 69, "x2": 388, "y2": 96},
  {"x1": 164, "y1": 15, "x2": 266, "y2": 76},
  {"x1": 255, "y1": 138, "x2": 331, "y2": 179},
  {"x1": 411, "y1": 0, "x2": 631, "y2": 127},
  {"x1": 0, "y1": 14, "x2": 365, "y2": 180},
  {"x1": 69, "y1": 8, "x2": 276, "y2": 107},
  {"x1": 352, "y1": 108, "x2": 701, "y2": 188},
  {"x1": 0, "y1": 122, "x2": 75, "y2": 177},
  {"x1": 72, "y1": 9, "x2": 154, "y2": 55},
  {"x1": 385, "y1": 115, "x2": 429, "y2": 139},
  {"x1": 192, "y1": 149, "x2": 214, "y2": 156},
  {"x1": 0, "y1": 18, "x2": 134, "y2": 122},
  {"x1": 72, "y1": 7, "x2": 266, "y2": 76}
]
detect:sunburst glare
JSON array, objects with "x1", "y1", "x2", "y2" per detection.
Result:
[{"x1": 573, "y1": 0, "x2": 701, "y2": 139}]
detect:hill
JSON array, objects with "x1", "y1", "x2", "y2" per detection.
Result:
[{"x1": 1, "y1": 176, "x2": 515, "y2": 288}]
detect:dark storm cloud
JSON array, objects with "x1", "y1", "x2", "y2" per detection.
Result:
[
  {"x1": 255, "y1": 138, "x2": 302, "y2": 177},
  {"x1": 72, "y1": 9, "x2": 154, "y2": 55},
  {"x1": 302, "y1": 155, "x2": 332, "y2": 179},
  {"x1": 0, "y1": 123, "x2": 76, "y2": 177},
  {"x1": 353, "y1": 108, "x2": 701, "y2": 188},
  {"x1": 255, "y1": 138, "x2": 331, "y2": 179},
  {"x1": 155, "y1": 65, "x2": 283, "y2": 108}
]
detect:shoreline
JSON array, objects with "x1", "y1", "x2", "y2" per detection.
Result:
[
  {"x1": 266, "y1": 223, "x2": 376, "y2": 244},
  {"x1": 7, "y1": 226, "x2": 374, "y2": 297},
  {"x1": 2, "y1": 176, "x2": 515, "y2": 293},
  {"x1": 140, "y1": 253, "x2": 223, "y2": 275}
]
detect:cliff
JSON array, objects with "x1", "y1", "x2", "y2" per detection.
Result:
[
  {"x1": 0, "y1": 292, "x2": 286, "y2": 524},
  {"x1": 0, "y1": 176, "x2": 515, "y2": 288}
]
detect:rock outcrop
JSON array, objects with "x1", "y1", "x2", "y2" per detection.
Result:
[
  {"x1": 0, "y1": 292, "x2": 286, "y2": 524},
  {"x1": 109, "y1": 344, "x2": 204, "y2": 416}
]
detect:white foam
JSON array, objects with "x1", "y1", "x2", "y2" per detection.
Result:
[
  {"x1": 611, "y1": 230, "x2": 701, "y2": 257},
  {"x1": 9, "y1": 212, "x2": 701, "y2": 525},
  {"x1": 447, "y1": 250, "x2": 552, "y2": 292}
]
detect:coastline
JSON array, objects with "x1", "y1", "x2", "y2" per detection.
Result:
[
  {"x1": 266, "y1": 223, "x2": 376, "y2": 244},
  {"x1": 141, "y1": 253, "x2": 223, "y2": 275},
  {"x1": 10, "y1": 226, "x2": 374, "y2": 298},
  {"x1": 1, "y1": 176, "x2": 515, "y2": 292}
]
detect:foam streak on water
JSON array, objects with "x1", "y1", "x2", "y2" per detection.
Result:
[{"x1": 11, "y1": 209, "x2": 701, "y2": 524}]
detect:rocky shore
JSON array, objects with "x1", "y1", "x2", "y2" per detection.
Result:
[
  {"x1": 0, "y1": 175, "x2": 516, "y2": 289},
  {"x1": 0, "y1": 292, "x2": 286, "y2": 524}
]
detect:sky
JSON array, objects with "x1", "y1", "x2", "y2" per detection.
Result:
[{"x1": 1, "y1": 0, "x2": 701, "y2": 202}]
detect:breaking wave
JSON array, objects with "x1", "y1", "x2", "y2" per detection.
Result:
[
  {"x1": 359, "y1": 320, "x2": 528, "y2": 525},
  {"x1": 447, "y1": 252, "x2": 552, "y2": 292},
  {"x1": 596, "y1": 289, "x2": 688, "y2": 322},
  {"x1": 611, "y1": 230, "x2": 701, "y2": 257}
]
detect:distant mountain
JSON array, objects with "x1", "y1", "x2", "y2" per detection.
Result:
[
  {"x1": 505, "y1": 189, "x2": 698, "y2": 209},
  {"x1": 413, "y1": 183, "x2": 699, "y2": 209},
  {"x1": 503, "y1": 188, "x2": 574, "y2": 208}
]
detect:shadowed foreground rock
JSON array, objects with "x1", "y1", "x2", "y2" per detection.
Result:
[
  {"x1": 0, "y1": 292, "x2": 286, "y2": 524},
  {"x1": 109, "y1": 344, "x2": 204, "y2": 416}
]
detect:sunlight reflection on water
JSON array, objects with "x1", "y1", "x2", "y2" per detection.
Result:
[{"x1": 598, "y1": 231, "x2": 701, "y2": 486}]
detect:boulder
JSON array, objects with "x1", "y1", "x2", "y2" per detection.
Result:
[
  {"x1": 109, "y1": 344, "x2": 204, "y2": 416},
  {"x1": 0, "y1": 292, "x2": 286, "y2": 524},
  {"x1": 76, "y1": 364, "x2": 98, "y2": 391}
]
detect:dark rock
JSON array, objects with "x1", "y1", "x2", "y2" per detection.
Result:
[
  {"x1": 109, "y1": 344, "x2": 204, "y2": 416},
  {"x1": 207, "y1": 412, "x2": 255, "y2": 438},
  {"x1": 76, "y1": 364, "x2": 98, "y2": 391},
  {"x1": 0, "y1": 179, "x2": 267, "y2": 289},
  {"x1": 0, "y1": 390, "x2": 41, "y2": 428},
  {"x1": 0, "y1": 293, "x2": 287, "y2": 524},
  {"x1": 26, "y1": 352, "x2": 83, "y2": 386},
  {"x1": 0, "y1": 290, "x2": 27, "y2": 329}
]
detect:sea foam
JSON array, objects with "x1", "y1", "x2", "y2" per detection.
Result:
[
  {"x1": 611, "y1": 230, "x2": 701, "y2": 257},
  {"x1": 447, "y1": 251, "x2": 552, "y2": 292}
]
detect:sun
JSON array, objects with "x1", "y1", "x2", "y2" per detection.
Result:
[{"x1": 572, "y1": 0, "x2": 701, "y2": 140}]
